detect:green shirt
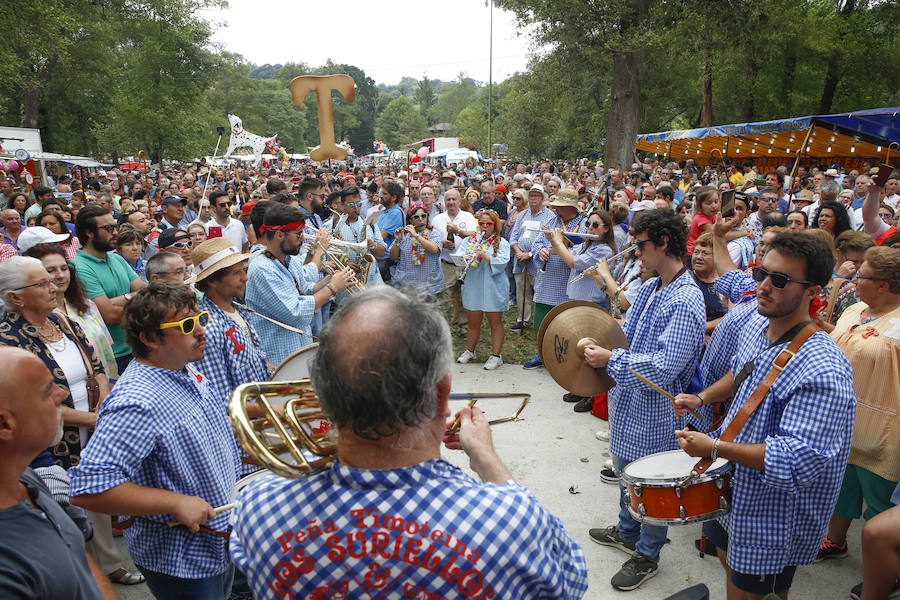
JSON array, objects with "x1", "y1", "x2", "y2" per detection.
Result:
[{"x1": 71, "y1": 249, "x2": 137, "y2": 357}]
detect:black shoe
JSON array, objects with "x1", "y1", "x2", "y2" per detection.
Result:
[
  {"x1": 599, "y1": 467, "x2": 618, "y2": 484},
  {"x1": 850, "y1": 577, "x2": 900, "y2": 600},
  {"x1": 511, "y1": 321, "x2": 523, "y2": 331},
  {"x1": 589, "y1": 526, "x2": 636, "y2": 555},
  {"x1": 563, "y1": 392, "x2": 580, "y2": 402},
  {"x1": 574, "y1": 397, "x2": 593, "y2": 412},
  {"x1": 611, "y1": 554, "x2": 658, "y2": 591}
]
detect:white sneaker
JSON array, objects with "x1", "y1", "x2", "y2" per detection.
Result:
[
  {"x1": 603, "y1": 458, "x2": 614, "y2": 470},
  {"x1": 595, "y1": 430, "x2": 610, "y2": 442},
  {"x1": 457, "y1": 349, "x2": 476, "y2": 364},
  {"x1": 483, "y1": 355, "x2": 503, "y2": 370}
]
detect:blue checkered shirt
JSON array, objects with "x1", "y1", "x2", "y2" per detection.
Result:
[
  {"x1": 230, "y1": 459, "x2": 588, "y2": 599},
  {"x1": 607, "y1": 270, "x2": 706, "y2": 462},
  {"x1": 532, "y1": 214, "x2": 587, "y2": 306},
  {"x1": 246, "y1": 253, "x2": 316, "y2": 365},
  {"x1": 741, "y1": 212, "x2": 763, "y2": 246},
  {"x1": 508, "y1": 207, "x2": 555, "y2": 274},
  {"x1": 68, "y1": 361, "x2": 241, "y2": 578},
  {"x1": 566, "y1": 242, "x2": 614, "y2": 304},
  {"x1": 717, "y1": 269, "x2": 758, "y2": 302},
  {"x1": 392, "y1": 229, "x2": 446, "y2": 294},
  {"x1": 715, "y1": 319, "x2": 856, "y2": 574}
]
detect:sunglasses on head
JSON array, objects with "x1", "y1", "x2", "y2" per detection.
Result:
[
  {"x1": 751, "y1": 266, "x2": 816, "y2": 289},
  {"x1": 160, "y1": 311, "x2": 210, "y2": 335}
]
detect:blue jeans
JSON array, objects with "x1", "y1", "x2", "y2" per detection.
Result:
[
  {"x1": 137, "y1": 564, "x2": 234, "y2": 600},
  {"x1": 613, "y1": 454, "x2": 668, "y2": 563}
]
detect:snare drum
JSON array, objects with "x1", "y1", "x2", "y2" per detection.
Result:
[
  {"x1": 621, "y1": 450, "x2": 732, "y2": 526},
  {"x1": 271, "y1": 343, "x2": 318, "y2": 381}
]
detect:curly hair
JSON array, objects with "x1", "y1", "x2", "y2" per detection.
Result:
[
  {"x1": 630, "y1": 208, "x2": 688, "y2": 258},
  {"x1": 123, "y1": 282, "x2": 198, "y2": 358},
  {"x1": 812, "y1": 201, "x2": 852, "y2": 237},
  {"x1": 769, "y1": 232, "x2": 835, "y2": 287}
]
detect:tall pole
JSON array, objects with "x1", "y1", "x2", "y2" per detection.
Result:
[{"x1": 488, "y1": 0, "x2": 493, "y2": 162}]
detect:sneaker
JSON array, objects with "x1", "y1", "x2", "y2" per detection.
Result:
[
  {"x1": 815, "y1": 535, "x2": 848, "y2": 561},
  {"x1": 456, "y1": 349, "x2": 476, "y2": 364},
  {"x1": 589, "y1": 526, "x2": 636, "y2": 555},
  {"x1": 511, "y1": 321, "x2": 523, "y2": 331},
  {"x1": 596, "y1": 430, "x2": 610, "y2": 442},
  {"x1": 850, "y1": 577, "x2": 900, "y2": 600},
  {"x1": 523, "y1": 354, "x2": 543, "y2": 370},
  {"x1": 600, "y1": 467, "x2": 618, "y2": 484},
  {"x1": 611, "y1": 554, "x2": 658, "y2": 591},
  {"x1": 484, "y1": 355, "x2": 503, "y2": 370},
  {"x1": 563, "y1": 392, "x2": 580, "y2": 403},
  {"x1": 603, "y1": 458, "x2": 614, "y2": 469},
  {"x1": 574, "y1": 397, "x2": 592, "y2": 412}
]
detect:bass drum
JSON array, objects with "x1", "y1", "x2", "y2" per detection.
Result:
[{"x1": 271, "y1": 343, "x2": 318, "y2": 382}]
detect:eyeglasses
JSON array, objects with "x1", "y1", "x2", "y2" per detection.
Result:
[
  {"x1": 345, "y1": 202, "x2": 361, "y2": 208},
  {"x1": 852, "y1": 272, "x2": 883, "y2": 282},
  {"x1": 160, "y1": 267, "x2": 188, "y2": 278},
  {"x1": 160, "y1": 311, "x2": 210, "y2": 335},
  {"x1": 97, "y1": 224, "x2": 118, "y2": 233},
  {"x1": 634, "y1": 238, "x2": 653, "y2": 251},
  {"x1": 18, "y1": 278, "x2": 55, "y2": 291},
  {"x1": 587, "y1": 221, "x2": 603, "y2": 229},
  {"x1": 751, "y1": 266, "x2": 816, "y2": 289},
  {"x1": 165, "y1": 240, "x2": 193, "y2": 249},
  {"x1": 410, "y1": 213, "x2": 428, "y2": 220}
]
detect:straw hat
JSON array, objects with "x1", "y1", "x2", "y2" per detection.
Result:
[
  {"x1": 188, "y1": 237, "x2": 252, "y2": 283},
  {"x1": 547, "y1": 186, "x2": 581, "y2": 209}
]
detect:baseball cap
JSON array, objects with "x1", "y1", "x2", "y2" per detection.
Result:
[
  {"x1": 17, "y1": 226, "x2": 70, "y2": 254},
  {"x1": 161, "y1": 195, "x2": 187, "y2": 206}
]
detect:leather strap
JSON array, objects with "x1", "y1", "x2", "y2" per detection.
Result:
[
  {"x1": 691, "y1": 322, "x2": 818, "y2": 476},
  {"x1": 824, "y1": 277, "x2": 846, "y2": 324},
  {"x1": 55, "y1": 312, "x2": 101, "y2": 411}
]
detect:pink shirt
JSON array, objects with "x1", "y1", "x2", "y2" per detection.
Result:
[{"x1": 687, "y1": 213, "x2": 715, "y2": 255}]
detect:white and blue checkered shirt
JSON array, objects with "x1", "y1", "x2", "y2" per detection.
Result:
[
  {"x1": 392, "y1": 229, "x2": 446, "y2": 294},
  {"x1": 508, "y1": 207, "x2": 556, "y2": 274},
  {"x1": 230, "y1": 459, "x2": 588, "y2": 599},
  {"x1": 532, "y1": 214, "x2": 587, "y2": 306},
  {"x1": 68, "y1": 361, "x2": 241, "y2": 578},
  {"x1": 607, "y1": 270, "x2": 706, "y2": 462},
  {"x1": 716, "y1": 319, "x2": 856, "y2": 574},
  {"x1": 246, "y1": 253, "x2": 316, "y2": 365}
]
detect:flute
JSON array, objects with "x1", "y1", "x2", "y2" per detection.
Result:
[
  {"x1": 526, "y1": 224, "x2": 603, "y2": 241},
  {"x1": 569, "y1": 244, "x2": 638, "y2": 283}
]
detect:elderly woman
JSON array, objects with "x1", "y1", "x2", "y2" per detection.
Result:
[
  {"x1": 389, "y1": 203, "x2": 445, "y2": 294},
  {"x1": 456, "y1": 209, "x2": 510, "y2": 370},
  {"x1": 0, "y1": 257, "x2": 143, "y2": 585},
  {"x1": 38, "y1": 209, "x2": 81, "y2": 260},
  {"x1": 818, "y1": 246, "x2": 900, "y2": 598}
]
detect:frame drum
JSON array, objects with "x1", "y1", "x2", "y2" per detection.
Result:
[{"x1": 271, "y1": 343, "x2": 318, "y2": 382}]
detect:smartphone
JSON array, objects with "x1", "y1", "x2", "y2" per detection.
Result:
[
  {"x1": 208, "y1": 225, "x2": 223, "y2": 239},
  {"x1": 754, "y1": 177, "x2": 766, "y2": 187},
  {"x1": 872, "y1": 164, "x2": 893, "y2": 187},
  {"x1": 721, "y1": 189, "x2": 736, "y2": 217}
]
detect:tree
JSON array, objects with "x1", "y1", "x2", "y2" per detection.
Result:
[
  {"x1": 414, "y1": 76, "x2": 437, "y2": 122},
  {"x1": 374, "y1": 96, "x2": 427, "y2": 149},
  {"x1": 428, "y1": 73, "x2": 480, "y2": 126},
  {"x1": 454, "y1": 107, "x2": 488, "y2": 154}
]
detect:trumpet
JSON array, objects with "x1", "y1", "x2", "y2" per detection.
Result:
[
  {"x1": 317, "y1": 242, "x2": 364, "y2": 294},
  {"x1": 569, "y1": 244, "x2": 638, "y2": 283},
  {"x1": 302, "y1": 232, "x2": 368, "y2": 254},
  {"x1": 229, "y1": 380, "x2": 530, "y2": 478}
]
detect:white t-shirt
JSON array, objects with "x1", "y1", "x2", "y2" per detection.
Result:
[
  {"x1": 207, "y1": 217, "x2": 248, "y2": 251},
  {"x1": 47, "y1": 336, "x2": 89, "y2": 447},
  {"x1": 884, "y1": 194, "x2": 899, "y2": 212},
  {"x1": 431, "y1": 210, "x2": 478, "y2": 263}
]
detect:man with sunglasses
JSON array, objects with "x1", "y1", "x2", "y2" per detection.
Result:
[
  {"x1": 332, "y1": 186, "x2": 385, "y2": 296},
  {"x1": 70, "y1": 282, "x2": 242, "y2": 600},
  {"x1": 581, "y1": 208, "x2": 706, "y2": 591},
  {"x1": 207, "y1": 189, "x2": 248, "y2": 252},
  {"x1": 675, "y1": 230, "x2": 855, "y2": 599},
  {"x1": 742, "y1": 190, "x2": 780, "y2": 246},
  {"x1": 73, "y1": 205, "x2": 147, "y2": 375}
]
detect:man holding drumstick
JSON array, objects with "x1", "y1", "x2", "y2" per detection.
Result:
[
  {"x1": 582, "y1": 208, "x2": 706, "y2": 591},
  {"x1": 69, "y1": 282, "x2": 242, "y2": 599}
]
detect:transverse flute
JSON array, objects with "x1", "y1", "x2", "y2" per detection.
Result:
[{"x1": 569, "y1": 244, "x2": 638, "y2": 283}]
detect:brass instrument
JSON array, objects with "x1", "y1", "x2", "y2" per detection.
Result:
[
  {"x1": 229, "y1": 380, "x2": 530, "y2": 478},
  {"x1": 317, "y1": 242, "x2": 364, "y2": 294}
]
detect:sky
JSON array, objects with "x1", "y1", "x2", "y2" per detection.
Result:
[{"x1": 199, "y1": 0, "x2": 542, "y2": 85}]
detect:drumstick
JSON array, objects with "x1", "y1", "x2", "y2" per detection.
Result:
[
  {"x1": 447, "y1": 397, "x2": 478, "y2": 433},
  {"x1": 626, "y1": 368, "x2": 703, "y2": 420},
  {"x1": 166, "y1": 503, "x2": 234, "y2": 527}
]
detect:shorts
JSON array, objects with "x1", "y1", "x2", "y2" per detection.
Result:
[
  {"x1": 702, "y1": 520, "x2": 797, "y2": 595},
  {"x1": 834, "y1": 463, "x2": 898, "y2": 520},
  {"x1": 440, "y1": 260, "x2": 462, "y2": 288},
  {"x1": 533, "y1": 302, "x2": 552, "y2": 331}
]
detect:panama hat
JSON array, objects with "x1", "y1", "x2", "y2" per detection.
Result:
[{"x1": 188, "y1": 237, "x2": 252, "y2": 283}]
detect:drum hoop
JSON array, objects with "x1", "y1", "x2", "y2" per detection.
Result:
[
  {"x1": 621, "y1": 454, "x2": 733, "y2": 486},
  {"x1": 628, "y1": 507, "x2": 729, "y2": 526},
  {"x1": 271, "y1": 343, "x2": 318, "y2": 380}
]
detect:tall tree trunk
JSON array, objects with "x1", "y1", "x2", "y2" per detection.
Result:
[
  {"x1": 21, "y1": 86, "x2": 42, "y2": 128},
  {"x1": 780, "y1": 46, "x2": 796, "y2": 115},
  {"x1": 701, "y1": 47, "x2": 713, "y2": 127},
  {"x1": 742, "y1": 57, "x2": 759, "y2": 122},
  {"x1": 818, "y1": 0, "x2": 857, "y2": 114},
  {"x1": 605, "y1": 48, "x2": 645, "y2": 170}
]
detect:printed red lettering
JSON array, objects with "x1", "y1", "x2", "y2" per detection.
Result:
[
  {"x1": 273, "y1": 560, "x2": 298, "y2": 586},
  {"x1": 347, "y1": 531, "x2": 368, "y2": 558},
  {"x1": 325, "y1": 535, "x2": 346, "y2": 562},
  {"x1": 401, "y1": 536, "x2": 423, "y2": 566},
  {"x1": 224, "y1": 326, "x2": 245, "y2": 354},
  {"x1": 438, "y1": 551, "x2": 461, "y2": 584},
  {"x1": 277, "y1": 531, "x2": 293, "y2": 554},
  {"x1": 456, "y1": 569, "x2": 484, "y2": 597},
  {"x1": 370, "y1": 531, "x2": 392, "y2": 560},
  {"x1": 291, "y1": 547, "x2": 314, "y2": 574}
]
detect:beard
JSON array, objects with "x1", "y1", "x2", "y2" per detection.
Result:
[
  {"x1": 757, "y1": 288, "x2": 806, "y2": 319},
  {"x1": 280, "y1": 239, "x2": 300, "y2": 256},
  {"x1": 94, "y1": 236, "x2": 115, "y2": 253}
]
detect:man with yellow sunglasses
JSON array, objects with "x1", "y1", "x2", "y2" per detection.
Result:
[{"x1": 69, "y1": 282, "x2": 241, "y2": 599}]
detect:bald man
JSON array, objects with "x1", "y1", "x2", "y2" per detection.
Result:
[{"x1": 0, "y1": 348, "x2": 116, "y2": 599}]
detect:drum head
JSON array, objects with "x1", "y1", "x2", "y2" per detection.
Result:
[
  {"x1": 624, "y1": 450, "x2": 729, "y2": 482},
  {"x1": 272, "y1": 343, "x2": 318, "y2": 381}
]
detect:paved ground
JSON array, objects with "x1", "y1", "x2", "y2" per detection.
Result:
[{"x1": 114, "y1": 362, "x2": 862, "y2": 599}]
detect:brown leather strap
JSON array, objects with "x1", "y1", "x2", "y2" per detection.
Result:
[
  {"x1": 692, "y1": 323, "x2": 818, "y2": 476},
  {"x1": 824, "y1": 277, "x2": 846, "y2": 324}
]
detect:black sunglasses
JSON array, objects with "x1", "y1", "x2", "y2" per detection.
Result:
[
  {"x1": 751, "y1": 266, "x2": 816, "y2": 289},
  {"x1": 587, "y1": 221, "x2": 604, "y2": 228}
]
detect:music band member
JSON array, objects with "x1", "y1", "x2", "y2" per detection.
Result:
[
  {"x1": 229, "y1": 287, "x2": 588, "y2": 599},
  {"x1": 675, "y1": 233, "x2": 856, "y2": 599},
  {"x1": 389, "y1": 203, "x2": 445, "y2": 294},
  {"x1": 69, "y1": 283, "x2": 242, "y2": 599},
  {"x1": 583, "y1": 208, "x2": 706, "y2": 591}
]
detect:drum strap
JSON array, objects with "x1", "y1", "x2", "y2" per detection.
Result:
[
  {"x1": 691, "y1": 322, "x2": 818, "y2": 476},
  {"x1": 234, "y1": 302, "x2": 307, "y2": 336}
]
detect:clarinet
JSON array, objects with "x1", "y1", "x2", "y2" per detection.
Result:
[{"x1": 459, "y1": 233, "x2": 484, "y2": 283}]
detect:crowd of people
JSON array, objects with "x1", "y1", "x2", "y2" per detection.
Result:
[{"x1": 0, "y1": 153, "x2": 898, "y2": 600}]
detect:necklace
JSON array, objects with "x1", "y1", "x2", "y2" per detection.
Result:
[{"x1": 36, "y1": 319, "x2": 66, "y2": 350}]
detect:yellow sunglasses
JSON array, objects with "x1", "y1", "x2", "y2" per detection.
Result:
[{"x1": 159, "y1": 311, "x2": 210, "y2": 335}]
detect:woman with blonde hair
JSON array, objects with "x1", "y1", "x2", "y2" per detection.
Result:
[{"x1": 457, "y1": 209, "x2": 510, "y2": 370}]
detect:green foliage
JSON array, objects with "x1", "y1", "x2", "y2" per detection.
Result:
[
  {"x1": 414, "y1": 76, "x2": 438, "y2": 121},
  {"x1": 374, "y1": 96, "x2": 428, "y2": 149},
  {"x1": 428, "y1": 73, "x2": 481, "y2": 128}
]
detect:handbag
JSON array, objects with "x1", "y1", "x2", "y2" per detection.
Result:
[{"x1": 55, "y1": 313, "x2": 101, "y2": 411}]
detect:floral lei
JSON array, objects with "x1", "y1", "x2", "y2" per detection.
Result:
[
  {"x1": 411, "y1": 228, "x2": 432, "y2": 265},
  {"x1": 465, "y1": 234, "x2": 495, "y2": 269}
]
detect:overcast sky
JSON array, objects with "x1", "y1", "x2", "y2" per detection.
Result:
[{"x1": 200, "y1": 0, "x2": 542, "y2": 85}]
